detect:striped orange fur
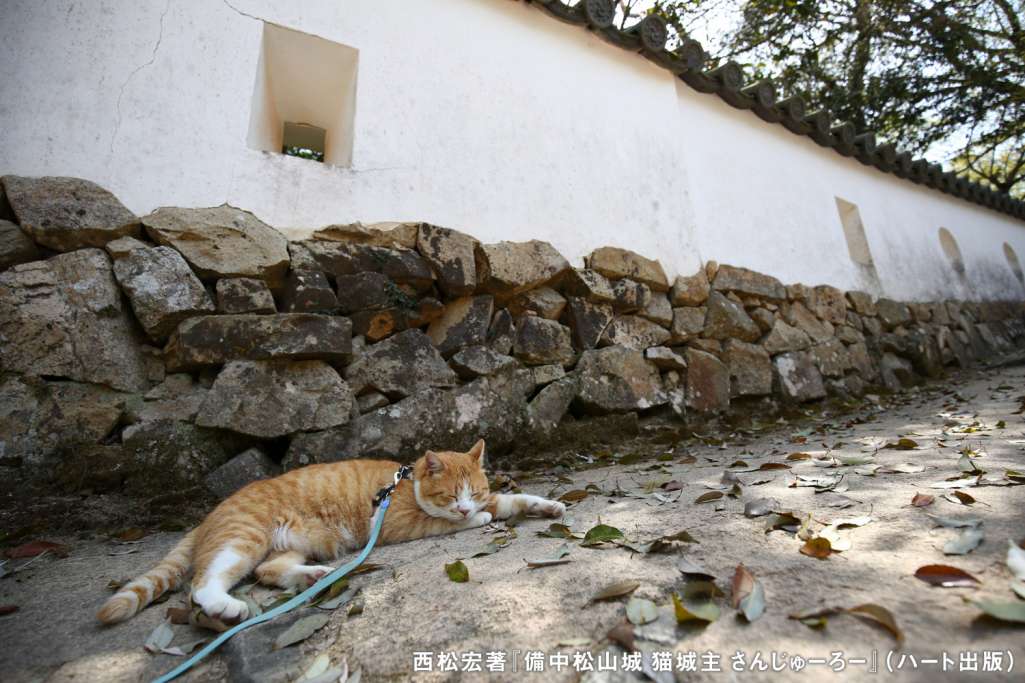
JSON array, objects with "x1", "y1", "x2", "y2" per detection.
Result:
[{"x1": 97, "y1": 440, "x2": 564, "y2": 624}]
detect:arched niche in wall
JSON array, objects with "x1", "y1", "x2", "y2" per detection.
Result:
[
  {"x1": 1006, "y1": 242, "x2": 1025, "y2": 286},
  {"x1": 938, "y1": 228, "x2": 966, "y2": 276},
  {"x1": 835, "y1": 197, "x2": 880, "y2": 292}
]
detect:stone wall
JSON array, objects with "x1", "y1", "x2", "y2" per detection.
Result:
[{"x1": 2, "y1": 176, "x2": 1023, "y2": 498}]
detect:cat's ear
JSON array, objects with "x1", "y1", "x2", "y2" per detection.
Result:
[
  {"x1": 468, "y1": 439, "x2": 486, "y2": 469},
  {"x1": 424, "y1": 451, "x2": 444, "y2": 474}
]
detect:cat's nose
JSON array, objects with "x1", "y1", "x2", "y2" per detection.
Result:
[{"x1": 456, "y1": 504, "x2": 472, "y2": 517}]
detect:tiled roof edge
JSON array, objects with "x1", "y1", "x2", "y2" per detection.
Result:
[{"x1": 524, "y1": 0, "x2": 1025, "y2": 223}]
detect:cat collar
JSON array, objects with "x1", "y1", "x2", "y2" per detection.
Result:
[{"x1": 371, "y1": 463, "x2": 414, "y2": 509}]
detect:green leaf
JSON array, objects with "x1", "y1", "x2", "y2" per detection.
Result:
[
  {"x1": 581, "y1": 524, "x2": 625, "y2": 547},
  {"x1": 975, "y1": 600, "x2": 1025, "y2": 623},
  {"x1": 273, "y1": 613, "x2": 330, "y2": 650},
  {"x1": 444, "y1": 560, "x2": 469, "y2": 583}
]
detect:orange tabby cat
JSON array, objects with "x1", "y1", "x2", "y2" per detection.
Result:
[{"x1": 97, "y1": 440, "x2": 564, "y2": 624}]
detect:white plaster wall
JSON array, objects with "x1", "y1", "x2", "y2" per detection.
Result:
[{"x1": 2, "y1": 0, "x2": 1023, "y2": 302}]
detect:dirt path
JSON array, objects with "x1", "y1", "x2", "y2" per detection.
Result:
[{"x1": 3, "y1": 364, "x2": 1024, "y2": 683}]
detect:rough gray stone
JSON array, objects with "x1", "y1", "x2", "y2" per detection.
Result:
[
  {"x1": 142, "y1": 205, "x2": 290, "y2": 287},
  {"x1": 0, "y1": 248, "x2": 149, "y2": 391},
  {"x1": 416, "y1": 224, "x2": 478, "y2": 297},
  {"x1": 508, "y1": 287, "x2": 567, "y2": 320},
  {"x1": 527, "y1": 375, "x2": 579, "y2": 434},
  {"x1": 197, "y1": 360, "x2": 353, "y2": 439},
  {"x1": 610, "y1": 278, "x2": 652, "y2": 313},
  {"x1": 164, "y1": 314, "x2": 352, "y2": 372},
  {"x1": 670, "y1": 269, "x2": 710, "y2": 307},
  {"x1": 113, "y1": 246, "x2": 215, "y2": 339},
  {"x1": 0, "y1": 219, "x2": 40, "y2": 271},
  {"x1": 879, "y1": 352, "x2": 915, "y2": 391},
  {"x1": 807, "y1": 285, "x2": 847, "y2": 324},
  {"x1": 586, "y1": 246, "x2": 669, "y2": 292},
  {"x1": 476, "y1": 240, "x2": 570, "y2": 300},
  {"x1": 280, "y1": 242, "x2": 337, "y2": 313},
  {"x1": 450, "y1": 345, "x2": 518, "y2": 379},
  {"x1": 528, "y1": 364, "x2": 567, "y2": 389},
  {"x1": 876, "y1": 298, "x2": 913, "y2": 329},
  {"x1": 121, "y1": 420, "x2": 248, "y2": 494},
  {"x1": 125, "y1": 374, "x2": 208, "y2": 424},
  {"x1": 908, "y1": 302, "x2": 933, "y2": 323},
  {"x1": 703, "y1": 291, "x2": 760, "y2": 342},
  {"x1": 846, "y1": 291, "x2": 877, "y2": 317},
  {"x1": 344, "y1": 329, "x2": 457, "y2": 399},
  {"x1": 785, "y1": 301, "x2": 835, "y2": 342},
  {"x1": 682, "y1": 348, "x2": 728, "y2": 412},
  {"x1": 204, "y1": 448, "x2": 280, "y2": 498},
  {"x1": 427, "y1": 295, "x2": 494, "y2": 357},
  {"x1": 2, "y1": 175, "x2": 140, "y2": 251},
  {"x1": 335, "y1": 271, "x2": 399, "y2": 314},
  {"x1": 487, "y1": 308, "x2": 516, "y2": 355},
  {"x1": 750, "y1": 307, "x2": 775, "y2": 332},
  {"x1": 216, "y1": 278, "x2": 276, "y2": 315},
  {"x1": 599, "y1": 315, "x2": 671, "y2": 350},
  {"x1": 560, "y1": 269, "x2": 617, "y2": 304},
  {"x1": 809, "y1": 338, "x2": 851, "y2": 378},
  {"x1": 903, "y1": 328, "x2": 944, "y2": 378},
  {"x1": 575, "y1": 346, "x2": 665, "y2": 414},
  {"x1": 723, "y1": 340, "x2": 772, "y2": 397},
  {"x1": 712, "y1": 264, "x2": 786, "y2": 300},
  {"x1": 301, "y1": 240, "x2": 434, "y2": 291},
  {"x1": 638, "y1": 292, "x2": 673, "y2": 327},
  {"x1": 836, "y1": 325, "x2": 864, "y2": 344},
  {"x1": 104, "y1": 235, "x2": 150, "y2": 260},
  {"x1": 670, "y1": 306, "x2": 706, "y2": 343},
  {"x1": 312, "y1": 221, "x2": 419, "y2": 249},
  {"x1": 644, "y1": 346, "x2": 687, "y2": 371},
  {"x1": 349, "y1": 297, "x2": 444, "y2": 343},
  {"x1": 773, "y1": 351, "x2": 827, "y2": 402},
  {"x1": 563, "y1": 297, "x2": 614, "y2": 350},
  {"x1": 846, "y1": 342, "x2": 878, "y2": 380},
  {"x1": 357, "y1": 391, "x2": 390, "y2": 414},
  {"x1": 513, "y1": 316, "x2": 575, "y2": 366}
]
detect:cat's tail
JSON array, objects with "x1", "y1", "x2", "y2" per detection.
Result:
[{"x1": 97, "y1": 529, "x2": 196, "y2": 624}]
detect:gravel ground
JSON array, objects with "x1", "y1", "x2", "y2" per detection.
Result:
[{"x1": 2, "y1": 362, "x2": 1024, "y2": 683}]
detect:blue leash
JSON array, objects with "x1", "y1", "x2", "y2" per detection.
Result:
[{"x1": 152, "y1": 465, "x2": 411, "y2": 683}]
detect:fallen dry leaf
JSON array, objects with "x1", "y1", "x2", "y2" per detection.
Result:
[
  {"x1": 911, "y1": 493, "x2": 935, "y2": 507},
  {"x1": 444, "y1": 560, "x2": 469, "y2": 583},
  {"x1": 914, "y1": 564, "x2": 981, "y2": 587},
  {"x1": 800, "y1": 537, "x2": 833, "y2": 560},
  {"x1": 4, "y1": 540, "x2": 70, "y2": 559},
  {"x1": 559, "y1": 490, "x2": 589, "y2": 504},
  {"x1": 694, "y1": 491, "x2": 724, "y2": 504},
  {"x1": 730, "y1": 564, "x2": 765, "y2": 622},
  {"x1": 589, "y1": 580, "x2": 640, "y2": 603},
  {"x1": 0, "y1": 605, "x2": 19, "y2": 616},
  {"x1": 273, "y1": 613, "x2": 330, "y2": 650}
]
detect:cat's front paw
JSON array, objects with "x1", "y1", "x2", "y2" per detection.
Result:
[
  {"x1": 466, "y1": 511, "x2": 492, "y2": 528},
  {"x1": 530, "y1": 498, "x2": 566, "y2": 519}
]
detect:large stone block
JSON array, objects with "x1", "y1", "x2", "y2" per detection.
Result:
[
  {"x1": 563, "y1": 297, "x2": 614, "y2": 350},
  {"x1": 560, "y1": 268, "x2": 617, "y2": 304},
  {"x1": 197, "y1": 360, "x2": 353, "y2": 439},
  {"x1": 142, "y1": 206, "x2": 290, "y2": 287},
  {"x1": 686, "y1": 348, "x2": 730, "y2": 412},
  {"x1": 312, "y1": 221, "x2": 419, "y2": 249},
  {"x1": 809, "y1": 338, "x2": 851, "y2": 377},
  {"x1": 876, "y1": 298, "x2": 912, "y2": 329},
  {"x1": 575, "y1": 345, "x2": 665, "y2": 414},
  {"x1": 216, "y1": 277, "x2": 277, "y2": 315},
  {"x1": 427, "y1": 295, "x2": 494, "y2": 357},
  {"x1": 598, "y1": 315, "x2": 671, "y2": 350},
  {"x1": 638, "y1": 291, "x2": 673, "y2": 327},
  {"x1": 507, "y1": 287, "x2": 567, "y2": 320},
  {"x1": 2, "y1": 175, "x2": 140, "y2": 251},
  {"x1": 450, "y1": 345, "x2": 518, "y2": 379},
  {"x1": 350, "y1": 297, "x2": 444, "y2": 343},
  {"x1": 585, "y1": 246, "x2": 669, "y2": 292},
  {"x1": 610, "y1": 278, "x2": 652, "y2": 313},
  {"x1": 416, "y1": 224, "x2": 478, "y2": 297},
  {"x1": 846, "y1": 291, "x2": 877, "y2": 317},
  {"x1": 121, "y1": 420, "x2": 248, "y2": 494},
  {"x1": 513, "y1": 316, "x2": 575, "y2": 366},
  {"x1": 723, "y1": 340, "x2": 772, "y2": 397},
  {"x1": 344, "y1": 329, "x2": 457, "y2": 399},
  {"x1": 163, "y1": 314, "x2": 352, "y2": 371},
  {"x1": 773, "y1": 351, "x2": 827, "y2": 402},
  {"x1": 300, "y1": 240, "x2": 433, "y2": 291},
  {"x1": 204, "y1": 448, "x2": 281, "y2": 498},
  {"x1": 670, "y1": 269, "x2": 710, "y2": 307},
  {"x1": 475, "y1": 240, "x2": 570, "y2": 299},
  {"x1": 784, "y1": 301, "x2": 834, "y2": 342},
  {"x1": 0, "y1": 249, "x2": 149, "y2": 391},
  {"x1": 712, "y1": 264, "x2": 786, "y2": 300},
  {"x1": 703, "y1": 291, "x2": 760, "y2": 342},
  {"x1": 807, "y1": 285, "x2": 847, "y2": 324},
  {"x1": 879, "y1": 352, "x2": 915, "y2": 391},
  {"x1": 113, "y1": 245, "x2": 215, "y2": 340},
  {"x1": 0, "y1": 219, "x2": 40, "y2": 272},
  {"x1": 670, "y1": 306, "x2": 706, "y2": 343}
]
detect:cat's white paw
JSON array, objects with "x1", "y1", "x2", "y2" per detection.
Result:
[
  {"x1": 198, "y1": 593, "x2": 250, "y2": 623},
  {"x1": 295, "y1": 564, "x2": 334, "y2": 587},
  {"x1": 465, "y1": 511, "x2": 492, "y2": 528},
  {"x1": 530, "y1": 498, "x2": 566, "y2": 518}
]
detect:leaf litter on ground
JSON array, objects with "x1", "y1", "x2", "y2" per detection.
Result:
[
  {"x1": 730, "y1": 564, "x2": 765, "y2": 622},
  {"x1": 789, "y1": 604, "x2": 903, "y2": 644}
]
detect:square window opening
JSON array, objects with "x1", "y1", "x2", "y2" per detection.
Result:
[{"x1": 282, "y1": 122, "x2": 326, "y2": 162}]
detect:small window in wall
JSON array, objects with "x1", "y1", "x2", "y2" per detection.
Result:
[
  {"x1": 282, "y1": 122, "x2": 325, "y2": 162},
  {"x1": 247, "y1": 23, "x2": 358, "y2": 166},
  {"x1": 835, "y1": 197, "x2": 875, "y2": 267},
  {"x1": 938, "y1": 228, "x2": 966, "y2": 275},
  {"x1": 1005, "y1": 242, "x2": 1025, "y2": 285}
]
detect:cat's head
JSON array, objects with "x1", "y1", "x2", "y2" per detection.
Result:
[{"x1": 412, "y1": 439, "x2": 490, "y2": 521}]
